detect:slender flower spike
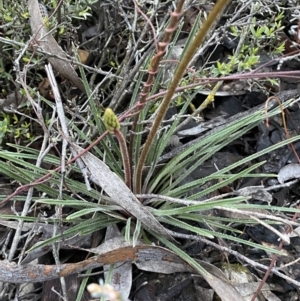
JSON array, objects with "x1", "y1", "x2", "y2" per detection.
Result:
[
  {"x1": 103, "y1": 108, "x2": 120, "y2": 133},
  {"x1": 102, "y1": 108, "x2": 132, "y2": 189}
]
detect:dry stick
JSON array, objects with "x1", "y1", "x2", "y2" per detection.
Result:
[
  {"x1": 213, "y1": 207, "x2": 299, "y2": 228},
  {"x1": 168, "y1": 231, "x2": 300, "y2": 287},
  {"x1": 0, "y1": 36, "x2": 120, "y2": 79},
  {"x1": 142, "y1": 70, "x2": 300, "y2": 105},
  {"x1": 250, "y1": 231, "x2": 289, "y2": 301},
  {"x1": 0, "y1": 102, "x2": 140, "y2": 208},
  {"x1": 0, "y1": 3, "x2": 179, "y2": 203},
  {"x1": 114, "y1": 11, "x2": 182, "y2": 111},
  {"x1": 0, "y1": 0, "x2": 85, "y2": 208},
  {"x1": 1, "y1": 86, "x2": 298, "y2": 207},
  {"x1": 134, "y1": 0, "x2": 231, "y2": 195},
  {"x1": 249, "y1": 142, "x2": 300, "y2": 301},
  {"x1": 0, "y1": 85, "x2": 146, "y2": 207},
  {"x1": 249, "y1": 95, "x2": 300, "y2": 301},
  {"x1": 45, "y1": 63, "x2": 91, "y2": 190},
  {"x1": 5, "y1": 26, "x2": 53, "y2": 264},
  {"x1": 45, "y1": 63, "x2": 69, "y2": 301},
  {"x1": 0, "y1": 46, "x2": 52, "y2": 297},
  {"x1": 8, "y1": 16, "x2": 299, "y2": 208}
]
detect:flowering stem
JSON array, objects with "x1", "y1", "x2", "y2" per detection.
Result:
[
  {"x1": 134, "y1": 0, "x2": 231, "y2": 195},
  {"x1": 103, "y1": 108, "x2": 132, "y2": 189},
  {"x1": 113, "y1": 129, "x2": 132, "y2": 190}
]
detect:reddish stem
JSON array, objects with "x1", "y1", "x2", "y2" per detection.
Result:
[{"x1": 114, "y1": 130, "x2": 132, "y2": 190}]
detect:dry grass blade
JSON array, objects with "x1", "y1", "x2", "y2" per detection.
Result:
[
  {"x1": 72, "y1": 144, "x2": 174, "y2": 241},
  {"x1": 28, "y1": 0, "x2": 86, "y2": 93},
  {"x1": 199, "y1": 261, "x2": 244, "y2": 301}
]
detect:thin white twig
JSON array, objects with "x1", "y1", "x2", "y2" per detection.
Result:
[
  {"x1": 168, "y1": 230, "x2": 300, "y2": 287},
  {"x1": 45, "y1": 63, "x2": 91, "y2": 191}
]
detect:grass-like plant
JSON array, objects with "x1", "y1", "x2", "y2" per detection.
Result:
[{"x1": 1, "y1": 0, "x2": 300, "y2": 300}]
